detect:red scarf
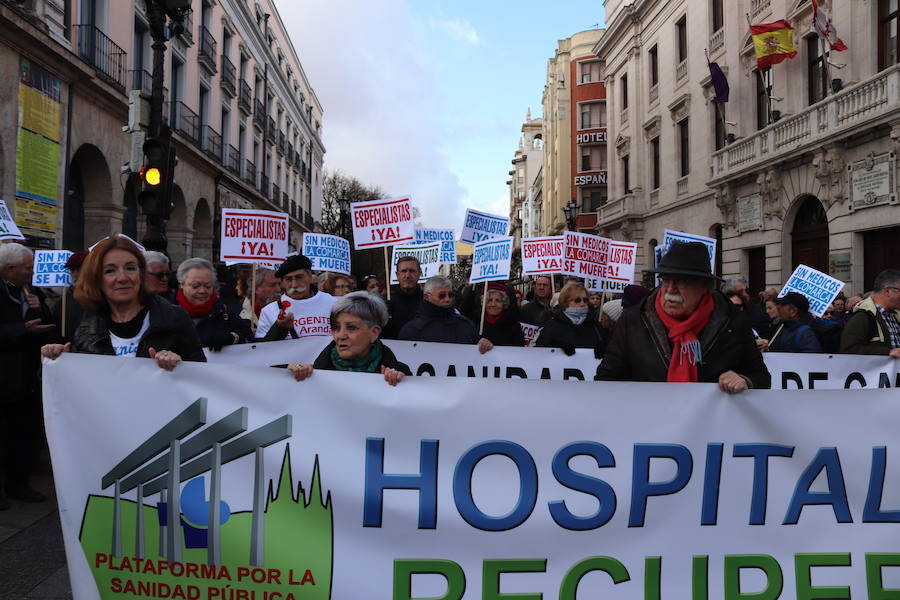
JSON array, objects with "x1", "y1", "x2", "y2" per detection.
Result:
[
  {"x1": 654, "y1": 291, "x2": 714, "y2": 382},
  {"x1": 176, "y1": 289, "x2": 219, "y2": 318},
  {"x1": 484, "y1": 311, "x2": 504, "y2": 326}
]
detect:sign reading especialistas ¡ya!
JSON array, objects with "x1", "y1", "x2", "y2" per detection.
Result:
[
  {"x1": 32, "y1": 250, "x2": 73, "y2": 287},
  {"x1": 0, "y1": 199, "x2": 25, "y2": 241},
  {"x1": 780, "y1": 264, "x2": 845, "y2": 317},
  {"x1": 413, "y1": 228, "x2": 456, "y2": 264},
  {"x1": 521, "y1": 236, "x2": 565, "y2": 275},
  {"x1": 390, "y1": 242, "x2": 441, "y2": 284},
  {"x1": 44, "y1": 354, "x2": 900, "y2": 599},
  {"x1": 220, "y1": 208, "x2": 288, "y2": 264},
  {"x1": 350, "y1": 196, "x2": 414, "y2": 249},
  {"x1": 302, "y1": 233, "x2": 351, "y2": 275},
  {"x1": 459, "y1": 208, "x2": 509, "y2": 244},
  {"x1": 469, "y1": 235, "x2": 513, "y2": 283},
  {"x1": 585, "y1": 239, "x2": 638, "y2": 293}
]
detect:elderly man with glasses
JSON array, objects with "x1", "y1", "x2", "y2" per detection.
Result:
[
  {"x1": 397, "y1": 275, "x2": 478, "y2": 345},
  {"x1": 840, "y1": 269, "x2": 900, "y2": 358},
  {"x1": 256, "y1": 254, "x2": 336, "y2": 341},
  {"x1": 143, "y1": 251, "x2": 174, "y2": 301},
  {"x1": 597, "y1": 242, "x2": 770, "y2": 393}
]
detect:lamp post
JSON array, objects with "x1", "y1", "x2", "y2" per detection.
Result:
[
  {"x1": 563, "y1": 199, "x2": 579, "y2": 231},
  {"x1": 337, "y1": 196, "x2": 350, "y2": 240}
]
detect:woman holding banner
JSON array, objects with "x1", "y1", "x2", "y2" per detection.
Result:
[
  {"x1": 288, "y1": 291, "x2": 411, "y2": 385},
  {"x1": 40, "y1": 235, "x2": 206, "y2": 370},
  {"x1": 461, "y1": 283, "x2": 525, "y2": 353},
  {"x1": 175, "y1": 258, "x2": 252, "y2": 351},
  {"x1": 535, "y1": 281, "x2": 607, "y2": 357}
]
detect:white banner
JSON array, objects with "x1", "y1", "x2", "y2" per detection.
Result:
[
  {"x1": 414, "y1": 228, "x2": 457, "y2": 264},
  {"x1": 460, "y1": 208, "x2": 509, "y2": 244},
  {"x1": 220, "y1": 208, "x2": 288, "y2": 265},
  {"x1": 32, "y1": 249, "x2": 73, "y2": 287},
  {"x1": 521, "y1": 235, "x2": 565, "y2": 275},
  {"x1": 302, "y1": 233, "x2": 351, "y2": 275},
  {"x1": 0, "y1": 199, "x2": 25, "y2": 241},
  {"x1": 390, "y1": 242, "x2": 442, "y2": 284},
  {"x1": 44, "y1": 354, "x2": 900, "y2": 599},
  {"x1": 469, "y1": 236, "x2": 513, "y2": 284},
  {"x1": 350, "y1": 196, "x2": 414, "y2": 249},
  {"x1": 662, "y1": 229, "x2": 716, "y2": 273},
  {"x1": 780, "y1": 264, "x2": 845, "y2": 317}
]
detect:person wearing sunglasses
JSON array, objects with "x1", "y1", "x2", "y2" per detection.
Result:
[
  {"x1": 535, "y1": 281, "x2": 607, "y2": 357},
  {"x1": 143, "y1": 251, "x2": 175, "y2": 302},
  {"x1": 397, "y1": 276, "x2": 478, "y2": 344}
]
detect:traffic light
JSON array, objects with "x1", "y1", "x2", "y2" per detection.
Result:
[{"x1": 138, "y1": 134, "x2": 172, "y2": 218}]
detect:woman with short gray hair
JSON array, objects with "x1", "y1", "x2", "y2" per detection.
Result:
[
  {"x1": 288, "y1": 291, "x2": 411, "y2": 385},
  {"x1": 175, "y1": 257, "x2": 252, "y2": 351}
]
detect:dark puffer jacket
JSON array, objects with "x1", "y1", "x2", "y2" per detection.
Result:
[
  {"x1": 397, "y1": 300, "x2": 479, "y2": 345},
  {"x1": 312, "y1": 340, "x2": 412, "y2": 375},
  {"x1": 1, "y1": 282, "x2": 53, "y2": 400},
  {"x1": 383, "y1": 286, "x2": 424, "y2": 339},
  {"x1": 187, "y1": 298, "x2": 253, "y2": 349},
  {"x1": 482, "y1": 310, "x2": 526, "y2": 347},
  {"x1": 596, "y1": 290, "x2": 771, "y2": 388},
  {"x1": 72, "y1": 294, "x2": 206, "y2": 362},
  {"x1": 535, "y1": 308, "x2": 607, "y2": 357}
]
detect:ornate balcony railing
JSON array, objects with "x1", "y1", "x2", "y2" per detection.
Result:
[
  {"x1": 198, "y1": 26, "x2": 217, "y2": 73},
  {"x1": 253, "y1": 99, "x2": 265, "y2": 128},
  {"x1": 238, "y1": 80, "x2": 252, "y2": 114},
  {"x1": 709, "y1": 28, "x2": 725, "y2": 55},
  {"x1": 74, "y1": 25, "x2": 127, "y2": 91},
  {"x1": 220, "y1": 55, "x2": 236, "y2": 96}
]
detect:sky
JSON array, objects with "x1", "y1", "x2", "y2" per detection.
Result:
[{"x1": 277, "y1": 0, "x2": 606, "y2": 229}]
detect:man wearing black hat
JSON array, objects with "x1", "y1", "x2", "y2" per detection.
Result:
[
  {"x1": 766, "y1": 292, "x2": 822, "y2": 353},
  {"x1": 256, "y1": 254, "x2": 336, "y2": 341},
  {"x1": 597, "y1": 241, "x2": 770, "y2": 392}
]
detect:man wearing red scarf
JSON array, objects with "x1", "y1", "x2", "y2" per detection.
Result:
[{"x1": 597, "y1": 242, "x2": 770, "y2": 393}]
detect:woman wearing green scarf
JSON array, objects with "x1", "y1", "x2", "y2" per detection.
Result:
[{"x1": 288, "y1": 291, "x2": 411, "y2": 385}]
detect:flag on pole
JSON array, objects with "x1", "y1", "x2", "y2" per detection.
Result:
[
  {"x1": 750, "y1": 20, "x2": 797, "y2": 69},
  {"x1": 707, "y1": 61, "x2": 730, "y2": 103},
  {"x1": 811, "y1": 0, "x2": 848, "y2": 52}
]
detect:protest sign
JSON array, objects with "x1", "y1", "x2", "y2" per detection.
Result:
[
  {"x1": 414, "y1": 228, "x2": 456, "y2": 264},
  {"x1": 45, "y1": 354, "x2": 900, "y2": 599},
  {"x1": 32, "y1": 250, "x2": 73, "y2": 287},
  {"x1": 520, "y1": 322, "x2": 541, "y2": 346},
  {"x1": 521, "y1": 235, "x2": 565, "y2": 275},
  {"x1": 350, "y1": 196, "x2": 414, "y2": 249},
  {"x1": 562, "y1": 230, "x2": 610, "y2": 279},
  {"x1": 220, "y1": 208, "x2": 288, "y2": 264},
  {"x1": 460, "y1": 208, "x2": 509, "y2": 244},
  {"x1": 469, "y1": 236, "x2": 513, "y2": 283},
  {"x1": 302, "y1": 233, "x2": 350, "y2": 275},
  {"x1": 585, "y1": 240, "x2": 638, "y2": 292},
  {"x1": 662, "y1": 229, "x2": 716, "y2": 272},
  {"x1": 390, "y1": 242, "x2": 441, "y2": 284},
  {"x1": 0, "y1": 199, "x2": 25, "y2": 241},
  {"x1": 779, "y1": 264, "x2": 845, "y2": 317}
]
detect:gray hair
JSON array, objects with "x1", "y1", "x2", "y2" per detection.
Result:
[
  {"x1": 176, "y1": 257, "x2": 217, "y2": 284},
  {"x1": 722, "y1": 276, "x2": 748, "y2": 294},
  {"x1": 486, "y1": 288, "x2": 509, "y2": 309},
  {"x1": 254, "y1": 266, "x2": 276, "y2": 286},
  {"x1": 144, "y1": 251, "x2": 170, "y2": 268},
  {"x1": 0, "y1": 242, "x2": 33, "y2": 271},
  {"x1": 874, "y1": 269, "x2": 900, "y2": 294},
  {"x1": 423, "y1": 275, "x2": 453, "y2": 295},
  {"x1": 330, "y1": 291, "x2": 389, "y2": 328}
]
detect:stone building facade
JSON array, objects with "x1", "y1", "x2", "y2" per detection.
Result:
[
  {"x1": 0, "y1": 0, "x2": 324, "y2": 264},
  {"x1": 506, "y1": 110, "x2": 543, "y2": 244}
]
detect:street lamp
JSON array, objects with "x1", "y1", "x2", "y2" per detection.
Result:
[
  {"x1": 338, "y1": 196, "x2": 350, "y2": 239},
  {"x1": 563, "y1": 199, "x2": 580, "y2": 230}
]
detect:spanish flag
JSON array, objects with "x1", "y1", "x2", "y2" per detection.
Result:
[{"x1": 751, "y1": 20, "x2": 797, "y2": 69}]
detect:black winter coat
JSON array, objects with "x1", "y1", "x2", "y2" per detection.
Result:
[
  {"x1": 520, "y1": 300, "x2": 552, "y2": 326},
  {"x1": 184, "y1": 298, "x2": 253, "y2": 349},
  {"x1": 0, "y1": 282, "x2": 53, "y2": 400},
  {"x1": 71, "y1": 295, "x2": 207, "y2": 362},
  {"x1": 312, "y1": 340, "x2": 412, "y2": 375},
  {"x1": 596, "y1": 290, "x2": 771, "y2": 388},
  {"x1": 383, "y1": 285, "x2": 423, "y2": 339},
  {"x1": 535, "y1": 308, "x2": 607, "y2": 357},
  {"x1": 482, "y1": 311, "x2": 526, "y2": 347},
  {"x1": 397, "y1": 300, "x2": 479, "y2": 345}
]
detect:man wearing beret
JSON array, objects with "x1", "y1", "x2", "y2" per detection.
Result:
[
  {"x1": 597, "y1": 241, "x2": 771, "y2": 393},
  {"x1": 256, "y1": 254, "x2": 336, "y2": 341}
]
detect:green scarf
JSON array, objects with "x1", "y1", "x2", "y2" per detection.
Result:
[{"x1": 330, "y1": 340, "x2": 383, "y2": 373}]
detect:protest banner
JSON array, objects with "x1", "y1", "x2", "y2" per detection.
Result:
[
  {"x1": 220, "y1": 208, "x2": 288, "y2": 265},
  {"x1": 0, "y1": 199, "x2": 25, "y2": 241},
  {"x1": 585, "y1": 239, "x2": 638, "y2": 293},
  {"x1": 459, "y1": 208, "x2": 509, "y2": 244},
  {"x1": 521, "y1": 235, "x2": 565, "y2": 275},
  {"x1": 45, "y1": 354, "x2": 900, "y2": 599},
  {"x1": 779, "y1": 264, "x2": 845, "y2": 317},
  {"x1": 519, "y1": 322, "x2": 541, "y2": 346},
  {"x1": 662, "y1": 229, "x2": 716, "y2": 272},
  {"x1": 469, "y1": 236, "x2": 513, "y2": 284},
  {"x1": 350, "y1": 196, "x2": 414, "y2": 249},
  {"x1": 32, "y1": 249, "x2": 73, "y2": 287},
  {"x1": 562, "y1": 230, "x2": 610, "y2": 279},
  {"x1": 414, "y1": 228, "x2": 457, "y2": 264},
  {"x1": 390, "y1": 242, "x2": 441, "y2": 284},
  {"x1": 302, "y1": 233, "x2": 350, "y2": 275}
]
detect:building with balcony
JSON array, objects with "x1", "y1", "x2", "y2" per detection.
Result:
[
  {"x1": 596, "y1": 0, "x2": 900, "y2": 294},
  {"x1": 506, "y1": 110, "x2": 543, "y2": 244},
  {"x1": 0, "y1": 0, "x2": 325, "y2": 264},
  {"x1": 541, "y1": 28, "x2": 606, "y2": 235}
]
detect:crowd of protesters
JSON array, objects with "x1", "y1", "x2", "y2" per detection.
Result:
[{"x1": 2, "y1": 235, "x2": 899, "y2": 510}]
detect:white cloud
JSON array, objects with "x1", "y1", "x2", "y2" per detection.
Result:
[{"x1": 428, "y1": 17, "x2": 481, "y2": 46}]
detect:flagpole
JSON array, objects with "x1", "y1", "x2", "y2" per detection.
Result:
[
  {"x1": 706, "y1": 48, "x2": 728, "y2": 145},
  {"x1": 746, "y1": 13, "x2": 773, "y2": 126},
  {"x1": 820, "y1": 36, "x2": 831, "y2": 98}
]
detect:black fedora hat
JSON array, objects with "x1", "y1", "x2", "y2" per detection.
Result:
[{"x1": 645, "y1": 241, "x2": 722, "y2": 281}]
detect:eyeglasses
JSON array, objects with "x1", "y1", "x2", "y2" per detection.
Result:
[
  {"x1": 823, "y1": 311, "x2": 833, "y2": 315},
  {"x1": 147, "y1": 271, "x2": 169, "y2": 280},
  {"x1": 569, "y1": 296, "x2": 589, "y2": 304},
  {"x1": 435, "y1": 291, "x2": 456, "y2": 300}
]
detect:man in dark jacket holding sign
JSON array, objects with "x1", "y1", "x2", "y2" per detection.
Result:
[{"x1": 597, "y1": 242, "x2": 770, "y2": 392}]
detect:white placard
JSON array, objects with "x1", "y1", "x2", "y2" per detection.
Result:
[
  {"x1": 0, "y1": 199, "x2": 25, "y2": 241},
  {"x1": 662, "y1": 228, "x2": 716, "y2": 273},
  {"x1": 390, "y1": 242, "x2": 442, "y2": 284},
  {"x1": 469, "y1": 235, "x2": 513, "y2": 283},
  {"x1": 460, "y1": 208, "x2": 510, "y2": 244},
  {"x1": 302, "y1": 233, "x2": 351, "y2": 275},
  {"x1": 220, "y1": 208, "x2": 289, "y2": 264},
  {"x1": 414, "y1": 228, "x2": 457, "y2": 264},
  {"x1": 779, "y1": 263, "x2": 845, "y2": 317},
  {"x1": 521, "y1": 236, "x2": 565, "y2": 275},
  {"x1": 350, "y1": 196, "x2": 414, "y2": 249},
  {"x1": 32, "y1": 249, "x2": 73, "y2": 287},
  {"x1": 519, "y1": 322, "x2": 541, "y2": 346},
  {"x1": 562, "y1": 230, "x2": 610, "y2": 279}
]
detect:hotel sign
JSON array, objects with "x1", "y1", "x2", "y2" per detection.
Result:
[
  {"x1": 574, "y1": 172, "x2": 608, "y2": 186},
  {"x1": 576, "y1": 131, "x2": 607, "y2": 144},
  {"x1": 848, "y1": 152, "x2": 896, "y2": 212}
]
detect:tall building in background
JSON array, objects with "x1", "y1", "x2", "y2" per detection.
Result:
[
  {"x1": 506, "y1": 110, "x2": 543, "y2": 244},
  {"x1": 597, "y1": 0, "x2": 899, "y2": 294},
  {"x1": 0, "y1": 0, "x2": 324, "y2": 262},
  {"x1": 541, "y1": 28, "x2": 606, "y2": 235}
]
